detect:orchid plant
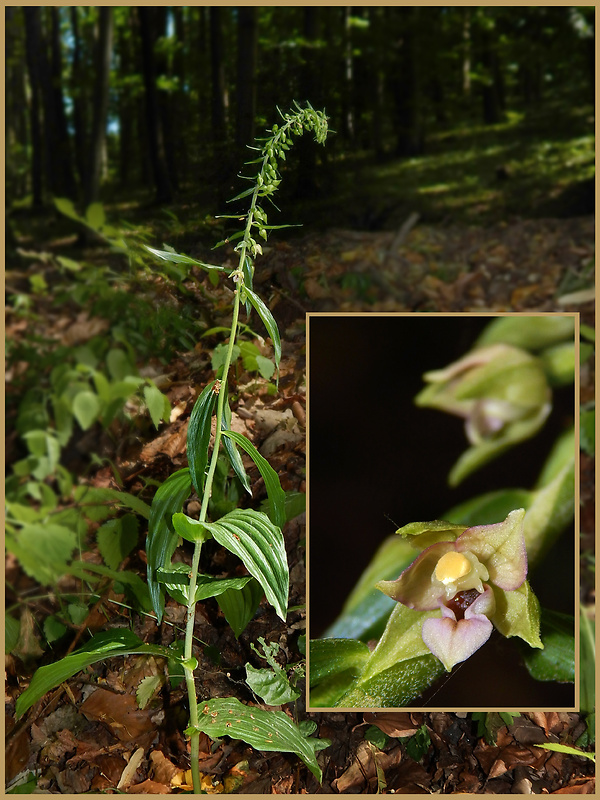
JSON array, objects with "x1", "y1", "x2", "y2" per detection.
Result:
[
  {"x1": 309, "y1": 315, "x2": 577, "y2": 709},
  {"x1": 14, "y1": 103, "x2": 331, "y2": 792}
]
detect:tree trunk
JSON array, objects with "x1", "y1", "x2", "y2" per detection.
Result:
[
  {"x1": 235, "y1": 7, "x2": 258, "y2": 150},
  {"x1": 138, "y1": 6, "x2": 174, "y2": 203},
  {"x1": 210, "y1": 6, "x2": 228, "y2": 144},
  {"x1": 480, "y1": 26, "x2": 503, "y2": 124},
  {"x1": 462, "y1": 8, "x2": 472, "y2": 95},
  {"x1": 49, "y1": 7, "x2": 77, "y2": 198},
  {"x1": 342, "y1": 7, "x2": 355, "y2": 141},
  {"x1": 155, "y1": 8, "x2": 179, "y2": 191},
  {"x1": 69, "y1": 7, "x2": 88, "y2": 189},
  {"x1": 6, "y1": 8, "x2": 30, "y2": 200},
  {"x1": 295, "y1": 7, "x2": 321, "y2": 198},
  {"x1": 23, "y1": 7, "x2": 44, "y2": 206},
  {"x1": 84, "y1": 7, "x2": 113, "y2": 208}
]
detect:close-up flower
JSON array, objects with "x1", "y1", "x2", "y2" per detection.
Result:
[
  {"x1": 376, "y1": 509, "x2": 542, "y2": 671},
  {"x1": 415, "y1": 344, "x2": 552, "y2": 486}
]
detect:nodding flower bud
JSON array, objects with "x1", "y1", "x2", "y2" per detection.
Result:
[
  {"x1": 416, "y1": 344, "x2": 552, "y2": 485},
  {"x1": 376, "y1": 509, "x2": 542, "y2": 671}
]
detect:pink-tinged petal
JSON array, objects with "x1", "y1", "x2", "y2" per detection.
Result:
[
  {"x1": 455, "y1": 508, "x2": 527, "y2": 590},
  {"x1": 466, "y1": 584, "x2": 496, "y2": 618},
  {"x1": 376, "y1": 541, "x2": 454, "y2": 610},
  {"x1": 422, "y1": 611, "x2": 493, "y2": 672}
]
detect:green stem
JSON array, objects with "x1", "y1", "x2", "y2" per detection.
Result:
[{"x1": 183, "y1": 265, "x2": 244, "y2": 793}]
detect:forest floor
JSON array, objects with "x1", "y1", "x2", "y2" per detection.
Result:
[
  {"x1": 5, "y1": 98, "x2": 596, "y2": 794},
  {"x1": 6, "y1": 207, "x2": 595, "y2": 794}
]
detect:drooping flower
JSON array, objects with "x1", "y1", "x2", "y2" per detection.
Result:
[
  {"x1": 376, "y1": 509, "x2": 542, "y2": 671},
  {"x1": 415, "y1": 344, "x2": 552, "y2": 486}
]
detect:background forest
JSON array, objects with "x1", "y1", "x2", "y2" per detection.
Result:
[{"x1": 5, "y1": 6, "x2": 595, "y2": 227}]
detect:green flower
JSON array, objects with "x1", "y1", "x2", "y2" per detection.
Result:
[
  {"x1": 416, "y1": 344, "x2": 551, "y2": 485},
  {"x1": 376, "y1": 509, "x2": 543, "y2": 671}
]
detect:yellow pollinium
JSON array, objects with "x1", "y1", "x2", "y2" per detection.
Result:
[{"x1": 435, "y1": 551, "x2": 472, "y2": 585}]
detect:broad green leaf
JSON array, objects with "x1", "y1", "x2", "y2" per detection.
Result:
[
  {"x1": 15, "y1": 630, "x2": 175, "y2": 719},
  {"x1": 106, "y1": 349, "x2": 133, "y2": 381},
  {"x1": 145, "y1": 245, "x2": 226, "y2": 272},
  {"x1": 201, "y1": 508, "x2": 288, "y2": 621},
  {"x1": 6, "y1": 525, "x2": 77, "y2": 586},
  {"x1": 220, "y1": 430, "x2": 285, "y2": 528},
  {"x1": 54, "y1": 196, "x2": 80, "y2": 222},
  {"x1": 146, "y1": 468, "x2": 192, "y2": 621},
  {"x1": 144, "y1": 382, "x2": 170, "y2": 429},
  {"x1": 255, "y1": 355, "x2": 275, "y2": 380},
  {"x1": 43, "y1": 616, "x2": 67, "y2": 644},
  {"x1": 97, "y1": 515, "x2": 139, "y2": 571},
  {"x1": 172, "y1": 512, "x2": 212, "y2": 544},
  {"x1": 211, "y1": 342, "x2": 240, "y2": 374},
  {"x1": 245, "y1": 664, "x2": 300, "y2": 705},
  {"x1": 217, "y1": 578, "x2": 264, "y2": 638},
  {"x1": 308, "y1": 639, "x2": 371, "y2": 708},
  {"x1": 522, "y1": 608, "x2": 575, "y2": 683},
  {"x1": 85, "y1": 202, "x2": 105, "y2": 230},
  {"x1": 243, "y1": 287, "x2": 281, "y2": 370},
  {"x1": 72, "y1": 391, "x2": 100, "y2": 430},
  {"x1": 191, "y1": 696, "x2": 327, "y2": 780},
  {"x1": 187, "y1": 381, "x2": 218, "y2": 496}
]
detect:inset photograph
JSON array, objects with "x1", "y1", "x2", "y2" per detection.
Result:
[{"x1": 307, "y1": 313, "x2": 578, "y2": 710}]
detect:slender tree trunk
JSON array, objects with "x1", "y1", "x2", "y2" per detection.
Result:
[
  {"x1": 84, "y1": 7, "x2": 113, "y2": 207},
  {"x1": 462, "y1": 8, "x2": 472, "y2": 95},
  {"x1": 294, "y1": 7, "x2": 321, "y2": 198},
  {"x1": 342, "y1": 7, "x2": 355, "y2": 141},
  {"x1": 480, "y1": 27, "x2": 503, "y2": 124},
  {"x1": 23, "y1": 7, "x2": 44, "y2": 206},
  {"x1": 6, "y1": 8, "x2": 30, "y2": 199},
  {"x1": 235, "y1": 7, "x2": 258, "y2": 150},
  {"x1": 69, "y1": 7, "x2": 88, "y2": 189},
  {"x1": 210, "y1": 6, "x2": 227, "y2": 144},
  {"x1": 138, "y1": 6, "x2": 174, "y2": 203},
  {"x1": 50, "y1": 7, "x2": 77, "y2": 198},
  {"x1": 155, "y1": 8, "x2": 179, "y2": 191}
]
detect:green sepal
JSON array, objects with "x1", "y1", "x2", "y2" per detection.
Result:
[
  {"x1": 475, "y1": 316, "x2": 575, "y2": 352},
  {"x1": 308, "y1": 639, "x2": 371, "y2": 708},
  {"x1": 395, "y1": 519, "x2": 468, "y2": 550},
  {"x1": 491, "y1": 581, "x2": 543, "y2": 649}
]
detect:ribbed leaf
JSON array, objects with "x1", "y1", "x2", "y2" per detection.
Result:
[
  {"x1": 220, "y1": 430, "x2": 285, "y2": 528},
  {"x1": 201, "y1": 508, "x2": 288, "y2": 621},
  {"x1": 221, "y1": 388, "x2": 251, "y2": 495},
  {"x1": 243, "y1": 287, "x2": 281, "y2": 370},
  {"x1": 187, "y1": 381, "x2": 218, "y2": 496},
  {"x1": 216, "y1": 578, "x2": 264, "y2": 637},
  {"x1": 15, "y1": 630, "x2": 175, "y2": 719},
  {"x1": 191, "y1": 696, "x2": 326, "y2": 780},
  {"x1": 157, "y1": 564, "x2": 254, "y2": 606},
  {"x1": 146, "y1": 468, "x2": 192, "y2": 621}
]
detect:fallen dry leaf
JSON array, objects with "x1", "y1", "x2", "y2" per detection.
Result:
[
  {"x1": 80, "y1": 688, "x2": 153, "y2": 743},
  {"x1": 363, "y1": 712, "x2": 423, "y2": 738}
]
